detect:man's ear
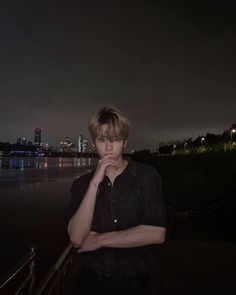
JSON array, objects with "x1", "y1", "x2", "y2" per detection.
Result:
[{"x1": 123, "y1": 140, "x2": 127, "y2": 148}]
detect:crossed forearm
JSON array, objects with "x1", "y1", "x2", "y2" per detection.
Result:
[{"x1": 78, "y1": 225, "x2": 166, "y2": 253}]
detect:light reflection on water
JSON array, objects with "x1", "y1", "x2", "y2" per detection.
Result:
[
  {"x1": 0, "y1": 157, "x2": 94, "y2": 231},
  {"x1": 0, "y1": 157, "x2": 97, "y2": 190},
  {"x1": 0, "y1": 156, "x2": 96, "y2": 169}
]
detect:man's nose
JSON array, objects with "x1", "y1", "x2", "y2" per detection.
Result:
[{"x1": 105, "y1": 140, "x2": 113, "y2": 150}]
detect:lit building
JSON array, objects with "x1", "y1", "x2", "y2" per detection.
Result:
[
  {"x1": 78, "y1": 135, "x2": 83, "y2": 153},
  {"x1": 59, "y1": 136, "x2": 75, "y2": 152},
  {"x1": 82, "y1": 139, "x2": 88, "y2": 153},
  {"x1": 16, "y1": 137, "x2": 27, "y2": 145},
  {"x1": 34, "y1": 128, "x2": 42, "y2": 147},
  {"x1": 78, "y1": 135, "x2": 88, "y2": 153}
]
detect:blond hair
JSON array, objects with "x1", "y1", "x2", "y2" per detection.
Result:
[{"x1": 88, "y1": 107, "x2": 129, "y2": 142}]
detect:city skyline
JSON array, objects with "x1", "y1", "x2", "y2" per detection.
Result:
[
  {"x1": 1, "y1": 1, "x2": 236, "y2": 151},
  {"x1": 1, "y1": 122, "x2": 235, "y2": 152}
]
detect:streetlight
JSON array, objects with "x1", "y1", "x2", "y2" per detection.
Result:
[
  {"x1": 172, "y1": 144, "x2": 176, "y2": 154},
  {"x1": 200, "y1": 137, "x2": 205, "y2": 145},
  {"x1": 231, "y1": 129, "x2": 236, "y2": 142}
]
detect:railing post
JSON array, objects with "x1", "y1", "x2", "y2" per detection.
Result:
[
  {"x1": 29, "y1": 245, "x2": 37, "y2": 295},
  {"x1": 0, "y1": 244, "x2": 37, "y2": 294}
]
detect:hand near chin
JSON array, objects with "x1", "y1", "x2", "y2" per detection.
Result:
[
  {"x1": 78, "y1": 231, "x2": 102, "y2": 253},
  {"x1": 92, "y1": 155, "x2": 120, "y2": 185}
]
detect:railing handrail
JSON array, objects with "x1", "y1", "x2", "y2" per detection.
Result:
[
  {"x1": 35, "y1": 242, "x2": 75, "y2": 295},
  {"x1": 0, "y1": 245, "x2": 36, "y2": 290},
  {"x1": 188, "y1": 195, "x2": 236, "y2": 217},
  {"x1": 0, "y1": 242, "x2": 76, "y2": 294}
]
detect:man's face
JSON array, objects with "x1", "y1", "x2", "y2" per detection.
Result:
[{"x1": 94, "y1": 135, "x2": 127, "y2": 159}]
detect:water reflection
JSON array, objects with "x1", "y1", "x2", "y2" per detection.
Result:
[
  {"x1": 0, "y1": 157, "x2": 96, "y2": 273},
  {"x1": 0, "y1": 156, "x2": 96, "y2": 169}
]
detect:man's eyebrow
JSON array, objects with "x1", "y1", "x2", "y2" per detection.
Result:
[
  {"x1": 98, "y1": 135, "x2": 107, "y2": 138},
  {"x1": 97, "y1": 134, "x2": 122, "y2": 140}
]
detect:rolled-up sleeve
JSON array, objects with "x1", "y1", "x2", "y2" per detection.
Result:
[{"x1": 140, "y1": 167, "x2": 167, "y2": 228}]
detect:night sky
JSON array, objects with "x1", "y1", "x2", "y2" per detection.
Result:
[{"x1": 1, "y1": 0, "x2": 236, "y2": 151}]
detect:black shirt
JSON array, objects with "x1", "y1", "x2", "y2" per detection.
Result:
[{"x1": 67, "y1": 158, "x2": 167, "y2": 277}]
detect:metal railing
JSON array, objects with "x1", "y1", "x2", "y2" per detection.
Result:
[
  {"x1": 188, "y1": 195, "x2": 236, "y2": 221},
  {"x1": 0, "y1": 245, "x2": 36, "y2": 295},
  {"x1": 166, "y1": 195, "x2": 236, "y2": 230},
  {"x1": 0, "y1": 243, "x2": 77, "y2": 295},
  {"x1": 35, "y1": 243, "x2": 76, "y2": 295}
]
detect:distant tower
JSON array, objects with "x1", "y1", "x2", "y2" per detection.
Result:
[
  {"x1": 78, "y1": 135, "x2": 83, "y2": 153},
  {"x1": 82, "y1": 139, "x2": 88, "y2": 153},
  {"x1": 34, "y1": 128, "x2": 42, "y2": 147}
]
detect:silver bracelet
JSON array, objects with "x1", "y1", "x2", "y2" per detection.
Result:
[{"x1": 91, "y1": 179, "x2": 99, "y2": 189}]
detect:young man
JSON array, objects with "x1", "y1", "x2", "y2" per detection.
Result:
[{"x1": 67, "y1": 107, "x2": 167, "y2": 295}]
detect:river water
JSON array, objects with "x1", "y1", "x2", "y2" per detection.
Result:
[{"x1": 0, "y1": 156, "x2": 96, "y2": 277}]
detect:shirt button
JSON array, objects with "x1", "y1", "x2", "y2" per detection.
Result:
[
  {"x1": 113, "y1": 218, "x2": 118, "y2": 223},
  {"x1": 107, "y1": 182, "x2": 111, "y2": 186}
]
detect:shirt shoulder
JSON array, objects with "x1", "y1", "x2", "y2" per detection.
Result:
[{"x1": 131, "y1": 160, "x2": 161, "y2": 180}]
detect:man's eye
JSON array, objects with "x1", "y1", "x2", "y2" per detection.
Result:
[
  {"x1": 112, "y1": 137, "x2": 120, "y2": 142},
  {"x1": 115, "y1": 138, "x2": 122, "y2": 142},
  {"x1": 97, "y1": 137, "x2": 105, "y2": 142}
]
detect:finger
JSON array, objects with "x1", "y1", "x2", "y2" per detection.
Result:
[
  {"x1": 98, "y1": 158, "x2": 117, "y2": 168},
  {"x1": 104, "y1": 160, "x2": 120, "y2": 169},
  {"x1": 103, "y1": 154, "x2": 119, "y2": 161},
  {"x1": 102, "y1": 158, "x2": 118, "y2": 165}
]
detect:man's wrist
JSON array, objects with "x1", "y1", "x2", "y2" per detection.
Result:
[
  {"x1": 98, "y1": 231, "x2": 119, "y2": 248},
  {"x1": 90, "y1": 179, "x2": 99, "y2": 189},
  {"x1": 98, "y1": 232, "x2": 110, "y2": 247}
]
